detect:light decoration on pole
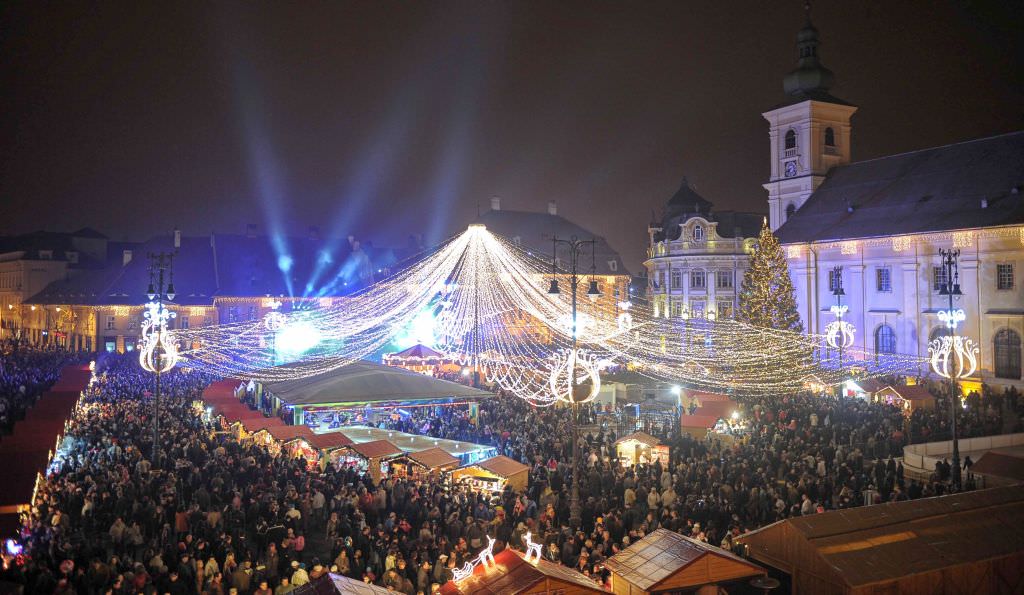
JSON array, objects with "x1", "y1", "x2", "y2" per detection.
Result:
[
  {"x1": 929, "y1": 309, "x2": 979, "y2": 381},
  {"x1": 263, "y1": 299, "x2": 285, "y2": 331},
  {"x1": 547, "y1": 347, "x2": 602, "y2": 405},
  {"x1": 139, "y1": 299, "x2": 178, "y2": 373},
  {"x1": 824, "y1": 304, "x2": 855, "y2": 350},
  {"x1": 170, "y1": 224, "x2": 927, "y2": 395}
]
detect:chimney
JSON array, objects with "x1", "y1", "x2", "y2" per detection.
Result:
[
  {"x1": 490, "y1": 196, "x2": 501, "y2": 211},
  {"x1": 173, "y1": 228, "x2": 181, "y2": 248},
  {"x1": 122, "y1": 250, "x2": 133, "y2": 266},
  {"x1": 548, "y1": 200, "x2": 558, "y2": 216},
  {"x1": 308, "y1": 226, "x2": 320, "y2": 241},
  {"x1": 246, "y1": 223, "x2": 258, "y2": 238}
]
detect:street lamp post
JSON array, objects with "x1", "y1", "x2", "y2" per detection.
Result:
[
  {"x1": 142, "y1": 252, "x2": 177, "y2": 468},
  {"x1": 547, "y1": 235, "x2": 601, "y2": 532},
  {"x1": 832, "y1": 265, "x2": 845, "y2": 393},
  {"x1": 937, "y1": 249, "x2": 964, "y2": 491}
]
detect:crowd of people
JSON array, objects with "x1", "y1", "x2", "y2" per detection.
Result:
[
  {"x1": 0, "y1": 340, "x2": 84, "y2": 436},
  {"x1": 0, "y1": 350, "x2": 1021, "y2": 594}
]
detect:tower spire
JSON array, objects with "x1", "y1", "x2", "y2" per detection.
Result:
[{"x1": 783, "y1": 1, "x2": 835, "y2": 98}]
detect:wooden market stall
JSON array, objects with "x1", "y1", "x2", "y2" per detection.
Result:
[
  {"x1": 451, "y1": 455, "x2": 530, "y2": 494},
  {"x1": 307, "y1": 432, "x2": 356, "y2": 468},
  {"x1": 390, "y1": 447, "x2": 461, "y2": 479},
  {"x1": 844, "y1": 377, "x2": 886, "y2": 400},
  {"x1": 440, "y1": 548, "x2": 607, "y2": 595},
  {"x1": 233, "y1": 415, "x2": 285, "y2": 438},
  {"x1": 604, "y1": 528, "x2": 765, "y2": 594},
  {"x1": 252, "y1": 425, "x2": 317, "y2": 459},
  {"x1": 873, "y1": 384, "x2": 936, "y2": 415},
  {"x1": 614, "y1": 432, "x2": 666, "y2": 467},
  {"x1": 336, "y1": 439, "x2": 402, "y2": 483},
  {"x1": 800, "y1": 373, "x2": 829, "y2": 394},
  {"x1": 736, "y1": 486, "x2": 1024, "y2": 595}
]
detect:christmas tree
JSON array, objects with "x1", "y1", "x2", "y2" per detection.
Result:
[{"x1": 737, "y1": 219, "x2": 804, "y2": 332}]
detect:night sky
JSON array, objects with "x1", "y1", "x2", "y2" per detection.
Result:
[{"x1": 1, "y1": 1, "x2": 1021, "y2": 273}]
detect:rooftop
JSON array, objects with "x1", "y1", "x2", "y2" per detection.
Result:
[
  {"x1": 777, "y1": 131, "x2": 1024, "y2": 244},
  {"x1": 738, "y1": 485, "x2": 1024, "y2": 589},
  {"x1": 604, "y1": 528, "x2": 764, "y2": 591}
]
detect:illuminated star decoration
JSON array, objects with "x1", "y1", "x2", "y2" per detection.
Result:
[
  {"x1": 824, "y1": 304, "x2": 855, "y2": 350},
  {"x1": 172, "y1": 225, "x2": 927, "y2": 398},
  {"x1": 929, "y1": 309, "x2": 979, "y2": 381}
]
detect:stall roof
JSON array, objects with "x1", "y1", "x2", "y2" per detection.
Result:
[
  {"x1": 604, "y1": 528, "x2": 764, "y2": 591},
  {"x1": 877, "y1": 385, "x2": 935, "y2": 401},
  {"x1": 857, "y1": 378, "x2": 888, "y2": 394},
  {"x1": 614, "y1": 431, "x2": 661, "y2": 447},
  {"x1": 970, "y1": 451, "x2": 1024, "y2": 482},
  {"x1": 737, "y1": 486, "x2": 1024, "y2": 589},
  {"x1": 337, "y1": 425, "x2": 494, "y2": 460},
  {"x1": 261, "y1": 360, "x2": 492, "y2": 406},
  {"x1": 439, "y1": 548, "x2": 606, "y2": 594},
  {"x1": 307, "y1": 432, "x2": 354, "y2": 450},
  {"x1": 475, "y1": 455, "x2": 530, "y2": 477},
  {"x1": 239, "y1": 417, "x2": 285, "y2": 433},
  {"x1": 405, "y1": 447, "x2": 460, "y2": 470},
  {"x1": 261, "y1": 425, "x2": 315, "y2": 443},
  {"x1": 292, "y1": 572, "x2": 393, "y2": 595},
  {"x1": 387, "y1": 344, "x2": 446, "y2": 360},
  {"x1": 349, "y1": 440, "x2": 402, "y2": 460}
]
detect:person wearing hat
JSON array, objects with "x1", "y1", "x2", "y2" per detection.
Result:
[{"x1": 290, "y1": 562, "x2": 309, "y2": 587}]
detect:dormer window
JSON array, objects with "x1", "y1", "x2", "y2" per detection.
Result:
[
  {"x1": 693, "y1": 225, "x2": 704, "y2": 242},
  {"x1": 39, "y1": 250, "x2": 53, "y2": 260}
]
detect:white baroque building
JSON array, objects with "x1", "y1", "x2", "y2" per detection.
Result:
[
  {"x1": 766, "y1": 14, "x2": 1024, "y2": 387},
  {"x1": 645, "y1": 178, "x2": 763, "y2": 321}
]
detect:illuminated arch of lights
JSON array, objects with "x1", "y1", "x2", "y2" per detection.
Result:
[{"x1": 172, "y1": 225, "x2": 929, "y2": 400}]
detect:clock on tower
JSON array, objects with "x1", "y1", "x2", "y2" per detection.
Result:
[{"x1": 784, "y1": 161, "x2": 797, "y2": 178}]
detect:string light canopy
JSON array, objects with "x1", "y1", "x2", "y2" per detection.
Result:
[{"x1": 173, "y1": 225, "x2": 928, "y2": 399}]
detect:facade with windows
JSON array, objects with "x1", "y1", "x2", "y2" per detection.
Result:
[
  {"x1": 765, "y1": 15, "x2": 1024, "y2": 386},
  {"x1": 645, "y1": 178, "x2": 762, "y2": 321}
]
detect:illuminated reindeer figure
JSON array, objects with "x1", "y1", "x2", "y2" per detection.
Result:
[
  {"x1": 523, "y1": 531, "x2": 543, "y2": 563},
  {"x1": 479, "y1": 536, "x2": 497, "y2": 567}
]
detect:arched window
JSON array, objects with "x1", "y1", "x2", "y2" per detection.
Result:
[
  {"x1": 784, "y1": 130, "x2": 797, "y2": 150},
  {"x1": 785, "y1": 204, "x2": 796, "y2": 221},
  {"x1": 994, "y1": 328, "x2": 1022, "y2": 379},
  {"x1": 875, "y1": 324, "x2": 896, "y2": 355},
  {"x1": 693, "y1": 225, "x2": 704, "y2": 241},
  {"x1": 824, "y1": 127, "x2": 836, "y2": 147}
]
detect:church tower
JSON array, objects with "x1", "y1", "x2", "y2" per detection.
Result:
[{"x1": 763, "y1": 5, "x2": 857, "y2": 231}]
